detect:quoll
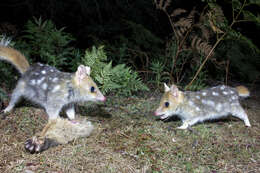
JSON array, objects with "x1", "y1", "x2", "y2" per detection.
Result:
[
  {"x1": 154, "y1": 83, "x2": 251, "y2": 129},
  {"x1": 0, "y1": 38, "x2": 106, "y2": 120}
]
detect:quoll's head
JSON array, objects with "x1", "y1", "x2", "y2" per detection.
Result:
[
  {"x1": 154, "y1": 83, "x2": 183, "y2": 119},
  {"x1": 74, "y1": 65, "x2": 106, "y2": 102}
]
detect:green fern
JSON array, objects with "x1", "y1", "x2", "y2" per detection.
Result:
[
  {"x1": 82, "y1": 46, "x2": 149, "y2": 96},
  {"x1": 16, "y1": 17, "x2": 79, "y2": 70}
]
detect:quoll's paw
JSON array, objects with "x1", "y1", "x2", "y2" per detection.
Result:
[
  {"x1": 0, "y1": 110, "x2": 8, "y2": 120},
  {"x1": 25, "y1": 136, "x2": 59, "y2": 154}
]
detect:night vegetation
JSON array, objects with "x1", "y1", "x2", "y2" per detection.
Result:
[{"x1": 0, "y1": 0, "x2": 259, "y2": 93}]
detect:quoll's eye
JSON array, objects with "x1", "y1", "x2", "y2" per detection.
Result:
[
  {"x1": 90, "y1": 86, "x2": 95, "y2": 93},
  {"x1": 165, "y1": 101, "x2": 169, "y2": 108}
]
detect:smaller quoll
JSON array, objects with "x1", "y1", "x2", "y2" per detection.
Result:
[{"x1": 154, "y1": 83, "x2": 251, "y2": 129}]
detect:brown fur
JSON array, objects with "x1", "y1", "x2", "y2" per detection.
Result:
[
  {"x1": 25, "y1": 118, "x2": 94, "y2": 153},
  {"x1": 236, "y1": 85, "x2": 250, "y2": 97},
  {"x1": 0, "y1": 46, "x2": 29, "y2": 74}
]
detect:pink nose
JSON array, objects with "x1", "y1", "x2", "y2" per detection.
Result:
[{"x1": 101, "y1": 96, "x2": 106, "y2": 102}]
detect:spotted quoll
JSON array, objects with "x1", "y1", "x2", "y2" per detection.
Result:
[
  {"x1": 0, "y1": 38, "x2": 106, "y2": 120},
  {"x1": 154, "y1": 83, "x2": 251, "y2": 129},
  {"x1": 0, "y1": 38, "x2": 104, "y2": 153}
]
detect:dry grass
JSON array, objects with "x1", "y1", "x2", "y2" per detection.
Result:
[{"x1": 0, "y1": 89, "x2": 260, "y2": 173}]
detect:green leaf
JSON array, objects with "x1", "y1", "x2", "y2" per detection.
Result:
[
  {"x1": 232, "y1": 0, "x2": 242, "y2": 11},
  {"x1": 242, "y1": 10, "x2": 259, "y2": 22},
  {"x1": 248, "y1": 0, "x2": 260, "y2": 6}
]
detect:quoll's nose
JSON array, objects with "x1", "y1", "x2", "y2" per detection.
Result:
[{"x1": 101, "y1": 96, "x2": 106, "y2": 102}]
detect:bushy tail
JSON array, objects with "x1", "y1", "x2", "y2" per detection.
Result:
[
  {"x1": 236, "y1": 86, "x2": 250, "y2": 98},
  {"x1": 0, "y1": 37, "x2": 29, "y2": 74}
]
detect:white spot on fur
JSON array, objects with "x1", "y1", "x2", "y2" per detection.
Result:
[
  {"x1": 41, "y1": 70, "x2": 46, "y2": 74},
  {"x1": 30, "y1": 79, "x2": 36, "y2": 85},
  {"x1": 230, "y1": 90, "x2": 234, "y2": 94},
  {"x1": 223, "y1": 91, "x2": 228, "y2": 95},
  {"x1": 202, "y1": 92, "x2": 207, "y2": 96},
  {"x1": 53, "y1": 77, "x2": 59, "y2": 82},
  {"x1": 52, "y1": 85, "x2": 60, "y2": 93},
  {"x1": 34, "y1": 73, "x2": 39, "y2": 75},
  {"x1": 50, "y1": 69, "x2": 54, "y2": 72},
  {"x1": 196, "y1": 95, "x2": 200, "y2": 99},
  {"x1": 37, "y1": 77, "x2": 45, "y2": 85},
  {"x1": 232, "y1": 95, "x2": 238, "y2": 100},
  {"x1": 216, "y1": 103, "x2": 222, "y2": 112},
  {"x1": 42, "y1": 83, "x2": 48, "y2": 90},
  {"x1": 212, "y1": 91, "x2": 219, "y2": 96},
  {"x1": 220, "y1": 85, "x2": 225, "y2": 90},
  {"x1": 196, "y1": 107, "x2": 200, "y2": 111},
  {"x1": 201, "y1": 99, "x2": 207, "y2": 104}
]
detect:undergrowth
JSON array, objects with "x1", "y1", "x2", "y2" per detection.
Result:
[{"x1": 82, "y1": 46, "x2": 149, "y2": 96}]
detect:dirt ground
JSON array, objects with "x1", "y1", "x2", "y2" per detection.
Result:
[{"x1": 0, "y1": 86, "x2": 260, "y2": 173}]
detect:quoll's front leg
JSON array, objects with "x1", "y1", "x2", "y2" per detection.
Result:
[
  {"x1": 177, "y1": 121, "x2": 189, "y2": 129},
  {"x1": 25, "y1": 136, "x2": 59, "y2": 153},
  {"x1": 24, "y1": 118, "x2": 94, "y2": 153},
  {"x1": 232, "y1": 107, "x2": 251, "y2": 127},
  {"x1": 25, "y1": 120, "x2": 59, "y2": 153},
  {"x1": 65, "y1": 104, "x2": 75, "y2": 120},
  {"x1": 177, "y1": 118, "x2": 199, "y2": 129}
]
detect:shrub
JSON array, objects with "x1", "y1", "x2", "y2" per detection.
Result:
[
  {"x1": 16, "y1": 17, "x2": 81, "y2": 70},
  {"x1": 82, "y1": 46, "x2": 149, "y2": 96}
]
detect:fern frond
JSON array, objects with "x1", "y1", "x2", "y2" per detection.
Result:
[
  {"x1": 173, "y1": 9, "x2": 196, "y2": 38},
  {"x1": 162, "y1": 0, "x2": 171, "y2": 11},
  {"x1": 82, "y1": 46, "x2": 148, "y2": 95},
  {"x1": 154, "y1": 0, "x2": 171, "y2": 11},
  {"x1": 170, "y1": 8, "x2": 187, "y2": 17},
  {"x1": 207, "y1": 4, "x2": 226, "y2": 33},
  {"x1": 198, "y1": 24, "x2": 211, "y2": 42},
  {"x1": 191, "y1": 35, "x2": 213, "y2": 57},
  {"x1": 174, "y1": 17, "x2": 193, "y2": 38}
]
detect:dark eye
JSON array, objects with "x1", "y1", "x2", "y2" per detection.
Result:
[
  {"x1": 165, "y1": 102, "x2": 169, "y2": 108},
  {"x1": 90, "y1": 86, "x2": 95, "y2": 93}
]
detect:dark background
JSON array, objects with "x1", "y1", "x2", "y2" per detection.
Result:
[{"x1": 0, "y1": 0, "x2": 259, "y2": 85}]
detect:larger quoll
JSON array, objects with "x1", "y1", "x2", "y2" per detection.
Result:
[
  {"x1": 154, "y1": 83, "x2": 251, "y2": 129},
  {"x1": 0, "y1": 38, "x2": 105, "y2": 153},
  {"x1": 0, "y1": 39, "x2": 106, "y2": 120}
]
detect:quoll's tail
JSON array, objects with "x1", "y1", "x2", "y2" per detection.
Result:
[
  {"x1": 0, "y1": 37, "x2": 29, "y2": 74},
  {"x1": 236, "y1": 85, "x2": 250, "y2": 98}
]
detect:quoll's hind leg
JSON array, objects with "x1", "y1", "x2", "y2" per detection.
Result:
[
  {"x1": 232, "y1": 106, "x2": 251, "y2": 127},
  {"x1": 3, "y1": 83, "x2": 24, "y2": 113},
  {"x1": 25, "y1": 120, "x2": 60, "y2": 153}
]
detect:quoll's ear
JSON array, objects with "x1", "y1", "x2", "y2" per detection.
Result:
[
  {"x1": 84, "y1": 66, "x2": 91, "y2": 75},
  {"x1": 164, "y1": 83, "x2": 170, "y2": 92},
  {"x1": 75, "y1": 65, "x2": 88, "y2": 84},
  {"x1": 170, "y1": 84, "x2": 179, "y2": 97}
]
